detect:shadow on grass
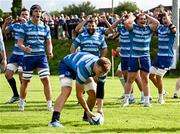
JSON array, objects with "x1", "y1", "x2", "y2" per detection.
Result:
[
  {"x1": 0, "y1": 123, "x2": 46, "y2": 130},
  {"x1": 0, "y1": 121, "x2": 89, "y2": 130},
  {"x1": 88, "y1": 127, "x2": 180, "y2": 133},
  {"x1": 0, "y1": 100, "x2": 82, "y2": 112},
  {"x1": 0, "y1": 121, "x2": 180, "y2": 133},
  {"x1": 61, "y1": 121, "x2": 90, "y2": 127}
]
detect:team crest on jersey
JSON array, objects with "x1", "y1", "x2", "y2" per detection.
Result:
[{"x1": 65, "y1": 71, "x2": 70, "y2": 76}]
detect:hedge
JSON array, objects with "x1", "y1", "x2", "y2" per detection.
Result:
[{"x1": 4, "y1": 37, "x2": 179, "y2": 76}]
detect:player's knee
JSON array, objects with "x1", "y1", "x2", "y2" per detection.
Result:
[
  {"x1": 5, "y1": 70, "x2": 14, "y2": 80},
  {"x1": 87, "y1": 90, "x2": 96, "y2": 98},
  {"x1": 142, "y1": 78, "x2": 148, "y2": 85},
  {"x1": 38, "y1": 69, "x2": 50, "y2": 79},
  {"x1": 149, "y1": 73, "x2": 156, "y2": 80},
  {"x1": 127, "y1": 77, "x2": 135, "y2": 84},
  {"x1": 96, "y1": 81, "x2": 104, "y2": 99}
]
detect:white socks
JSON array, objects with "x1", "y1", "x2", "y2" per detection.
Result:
[
  {"x1": 47, "y1": 100, "x2": 52, "y2": 108},
  {"x1": 144, "y1": 96, "x2": 150, "y2": 104},
  {"x1": 124, "y1": 94, "x2": 130, "y2": 103},
  {"x1": 174, "y1": 89, "x2": 179, "y2": 95},
  {"x1": 159, "y1": 94, "x2": 163, "y2": 100}
]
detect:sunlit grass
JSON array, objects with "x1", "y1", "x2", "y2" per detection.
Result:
[{"x1": 0, "y1": 74, "x2": 180, "y2": 133}]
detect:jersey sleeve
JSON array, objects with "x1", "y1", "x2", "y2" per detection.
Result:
[
  {"x1": 8, "y1": 23, "x2": 15, "y2": 33},
  {"x1": 18, "y1": 23, "x2": 26, "y2": 39},
  {"x1": 101, "y1": 37, "x2": 108, "y2": 49},
  {"x1": 72, "y1": 34, "x2": 82, "y2": 48},
  {"x1": 0, "y1": 28, "x2": 5, "y2": 51}
]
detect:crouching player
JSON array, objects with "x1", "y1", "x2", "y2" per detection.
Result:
[{"x1": 49, "y1": 52, "x2": 111, "y2": 127}]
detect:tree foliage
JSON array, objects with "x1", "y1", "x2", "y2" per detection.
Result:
[
  {"x1": 0, "y1": 9, "x2": 3, "y2": 18},
  {"x1": 62, "y1": 1, "x2": 96, "y2": 16},
  {"x1": 11, "y1": 0, "x2": 22, "y2": 18},
  {"x1": 49, "y1": 11, "x2": 60, "y2": 17},
  {"x1": 114, "y1": 1, "x2": 139, "y2": 15}
]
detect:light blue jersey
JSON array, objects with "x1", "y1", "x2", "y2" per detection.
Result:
[
  {"x1": 0, "y1": 28, "x2": 4, "y2": 52},
  {"x1": 19, "y1": 20, "x2": 51, "y2": 56},
  {"x1": 72, "y1": 30, "x2": 107, "y2": 56},
  {"x1": 157, "y1": 25, "x2": 176, "y2": 57},
  {"x1": 60, "y1": 52, "x2": 99, "y2": 84},
  {"x1": 130, "y1": 24, "x2": 152, "y2": 57},
  {"x1": 8, "y1": 23, "x2": 24, "y2": 55},
  {"x1": 117, "y1": 23, "x2": 131, "y2": 57}
]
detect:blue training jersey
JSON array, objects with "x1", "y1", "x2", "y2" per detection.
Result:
[
  {"x1": 0, "y1": 28, "x2": 5, "y2": 52},
  {"x1": 130, "y1": 24, "x2": 152, "y2": 58},
  {"x1": 19, "y1": 20, "x2": 51, "y2": 56},
  {"x1": 117, "y1": 23, "x2": 131, "y2": 57},
  {"x1": 72, "y1": 29, "x2": 107, "y2": 57},
  {"x1": 157, "y1": 24, "x2": 176, "y2": 57},
  {"x1": 8, "y1": 23, "x2": 24, "y2": 55},
  {"x1": 63, "y1": 52, "x2": 99, "y2": 84}
]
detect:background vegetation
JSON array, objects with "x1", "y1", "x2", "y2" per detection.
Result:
[
  {"x1": 0, "y1": 8, "x2": 3, "y2": 18},
  {"x1": 1, "y1": 0, "x2": 141, "y2": 18},
  {"x1": 61, "y1": 1, "x2": 97, "y2": 16},
  {"x1": 114, "y1": 1, "x2": 139, "y2": 15},
  {"x1": 4, "y1": 37, "x2": 166, "y2": 76},
  {"x1": 11, "y1": 0, "x2": 22, "y2": 19}
]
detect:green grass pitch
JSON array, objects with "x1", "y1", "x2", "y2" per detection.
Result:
[{"x1": 0, "y1": 74, "x2": 180, "y2": 133}]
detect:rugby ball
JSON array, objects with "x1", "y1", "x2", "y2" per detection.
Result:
[{"x1": 89, "y1": 113, "x2": 104, "y2": 125}]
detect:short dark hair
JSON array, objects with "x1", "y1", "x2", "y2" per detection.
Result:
[
  {"x1": 21, "y1": 8, "x2": 29, "y2": 12},
  {"x1": 86, "y1": 19, "x2": 96, "y2": 24},
  {"x1": 30, "y1": 4, "x2": 42, "y2": 16},
  {"x1": 136, "y1": 13, "x2": 147, "y2": 20},
  {"x1": 96, "y1": 57, "x2": 111, "y2": 73}
]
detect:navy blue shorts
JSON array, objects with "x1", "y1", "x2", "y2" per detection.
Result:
[
  {"x1": 59, "y1": 60, "x2": 76, "y2": 79},
  {"x1": 152, "y1": 56, "x2": 173, "y2": 69},
  {"x1": 128, "y1": 57, "x2": 151, "y2": 73},
  {"x1": 9, "y1": 54, "x2": 23, "y2": 66},
  {"x1": 22, "y1": 55, "x2": 49, "y2": 71},
  {"x1": 121, "y1": 57, "x2": 129, "y2": 71}
]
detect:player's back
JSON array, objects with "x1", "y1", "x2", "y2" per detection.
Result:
[{"x1": 63, "y1": 52, "x2": 98, "y2": 72}]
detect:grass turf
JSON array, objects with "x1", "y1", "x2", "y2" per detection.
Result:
[{"x1": 0, "y1": 74, "x2": 180, "y2": 133}]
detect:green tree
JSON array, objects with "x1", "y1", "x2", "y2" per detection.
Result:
[
  {"x1": 0, "y1": 8, "x2": 3, "y2": 18},
  {"x1": 114, "y1": 1, "x2": 139, "y2": 15},
  {"x1": 62, "y1": 1, "x2": 96, "y2": 16},
  {"x1": 49, "y1": 11, "x2": 60, "y2": 17},
  {"x1": 11, "y1": 0, "x2": 22, "y2": 18}
]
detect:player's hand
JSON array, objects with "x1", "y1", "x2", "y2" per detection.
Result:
[
  {"x1": 17, "y1": 17, "x2": 27, "y2": 23},
  {"x1": 48, "y1": 52, "x2": 53, "y2": 59},
  {"x1": 116, "y1": 47, "x2": 121, "y2": 52},
  {"x1": 86, "y1": 111, "x2": 95, "y2": 120},
  {"x1": 93, "y1": 76, "x2": 98, "y2": 82},
  {"x1": 23, "y1": 45, "x2": 32, "y2": 53},
  {"x1": 5, "y1": 16, "x2": 14, "y2": 24}
]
